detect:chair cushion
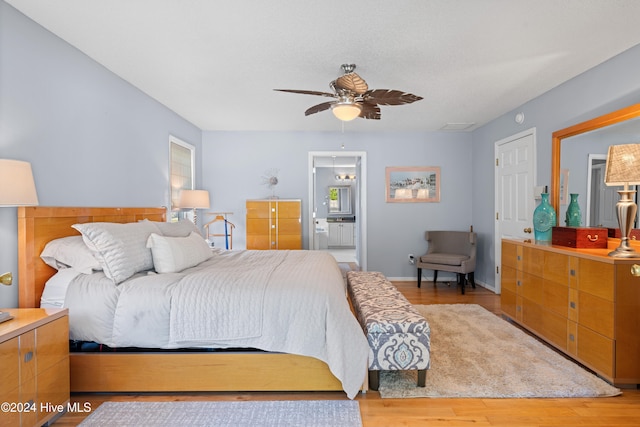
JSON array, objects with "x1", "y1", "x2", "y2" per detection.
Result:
[{"x1": 420, "y1": 253, "x2": 469, "y2": 266}]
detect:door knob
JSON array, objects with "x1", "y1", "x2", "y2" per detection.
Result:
[{"x1": 523, "y1": 227, "x2": 532, "y2": 233}]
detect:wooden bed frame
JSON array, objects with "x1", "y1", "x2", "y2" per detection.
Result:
[{"x1": 18, "y1": 206, "x2": 347, "y2": 393}]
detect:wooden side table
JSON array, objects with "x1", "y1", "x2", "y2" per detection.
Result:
[{"x1": 0, "y1": 308, "x2": 69, "y2": 426}]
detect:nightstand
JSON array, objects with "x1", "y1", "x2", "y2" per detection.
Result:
[{"x1": 0, "y1": 308, "x2": 69, "y2": 426}]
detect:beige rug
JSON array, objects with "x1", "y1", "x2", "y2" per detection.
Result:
[{"x1": 379, "y1": 304, "x2": 622, "y2": 398}]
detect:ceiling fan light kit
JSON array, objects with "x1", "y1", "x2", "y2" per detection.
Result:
[
  {"x1": 332, "y1": 101, "x2": 362, "y2": 121},
  {"x1": 275, "y1": 64, "x2": 422, "y2": 122}
]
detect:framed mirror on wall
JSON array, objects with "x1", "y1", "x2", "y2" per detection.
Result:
[
  {"x1": 328, "y1": 186, "x2": 351, "y2": 215},
  {"x1": 551, "y1": 103, "x2": 640, "y2": 230}
]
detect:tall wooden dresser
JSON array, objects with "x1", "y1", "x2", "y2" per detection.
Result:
[
  {"x1": 0, "y1": 308, "x2": 69, "y2": 426},
  {"x1": 501, "y1": 238, "x2": 640, "y2": 386},
  {"x1": 246, "y1": 199, "x2": 301, "y2": 250}
]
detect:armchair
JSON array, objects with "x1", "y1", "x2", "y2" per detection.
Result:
[{"x1": 416, "y1": 230, "x2": 477, "y2": 294}]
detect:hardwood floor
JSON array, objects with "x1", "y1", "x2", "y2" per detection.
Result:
[{"x1": 55, "y1": 281, "x2": 640, "y2": 427}]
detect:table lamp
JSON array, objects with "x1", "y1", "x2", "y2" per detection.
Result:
[
  {"x1": 178, "y1": 189, "x2": 210, "y2": 225},
  {"x1": 604, "y1": 143, "x2": 640, "y2": 258},
  {"x1": 0, "y1": 159, "x2": 39, "y2": 321}
]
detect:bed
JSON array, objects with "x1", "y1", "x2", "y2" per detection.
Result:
[{"x1": 17, "y1": 206, "x2": 369, "y2": 398}]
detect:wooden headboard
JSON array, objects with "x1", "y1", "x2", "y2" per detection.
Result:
[{"x1": 17, "y1": 206, "x2": 167, "y2": 308}]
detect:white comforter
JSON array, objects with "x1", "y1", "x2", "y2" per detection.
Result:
[{"x1": 63, "y1": 250, "x2": 368, "y2": 398}]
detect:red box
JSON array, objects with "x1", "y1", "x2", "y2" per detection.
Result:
[
  {"x1": 607, "y1": 228, "x2": 640, "y2": 240},
  {"x1": 552, "y1": 226, "x2": 608, "y2": 249}
]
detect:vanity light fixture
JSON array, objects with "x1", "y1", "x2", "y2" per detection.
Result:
[
  {"x1": 604, "y1": 143, "x2": 640, "y2": 257},
  {"x1": 178, "y1": 189, "x2": 210, "y2": 225}
]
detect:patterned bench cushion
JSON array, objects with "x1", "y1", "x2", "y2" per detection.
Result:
[{"x1": 347, "y1": 271, "x2": 430, "y2": 372}]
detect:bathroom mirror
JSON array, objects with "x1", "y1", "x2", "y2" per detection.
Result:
[
  {"x1": 551, "y1": 103, "x2": 640, "y2": 222},
  {"x1": 328, "y1": 186, "x2": 351, "y2": 215}
]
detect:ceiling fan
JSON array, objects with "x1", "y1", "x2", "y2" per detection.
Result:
[{"x1": 274, "y1": 64, "x2": 423, "y2": 122}]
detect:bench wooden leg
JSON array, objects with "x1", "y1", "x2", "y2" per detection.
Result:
[
  {"x1": 368, "y1": 370, "x2": 380, "y2": 391},
  {"x1": 417, "y1": 369, "x2": 427, "y2": 387}
]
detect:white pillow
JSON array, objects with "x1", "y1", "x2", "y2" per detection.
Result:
[
  {"x1": 40, "y1": 236, "x2": 102, "y2": 274},
  {"x1": 146, "y1": 232, "x2": 213, "y2": 274},
  {"x1": 72, "y1": 221, "x2": 159, "y2": 284},
  {"x1": 147, "y1": 219, "x2": 201, "y2": 237},
  {"x1": 40, "y1": 268, "x2": 82, "y2": 308}
]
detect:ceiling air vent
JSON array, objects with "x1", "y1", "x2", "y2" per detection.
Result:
[{"x1": 440, "y1": 122, "x2": 476, "y2": 131}]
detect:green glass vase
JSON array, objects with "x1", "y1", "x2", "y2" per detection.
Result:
[
  {"x1": 533, "y1": 193, "x2": 556, "y2": 241},
  {"x1": 565, "y1": 193, "x2": 581, "y2": 227}
]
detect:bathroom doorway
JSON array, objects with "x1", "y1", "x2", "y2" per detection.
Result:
[{"x1": 308, "y1": 151, "x2": 367, "y2": 270}]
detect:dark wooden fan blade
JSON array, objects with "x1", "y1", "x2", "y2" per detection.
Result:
[
  {"x1": 274, "y1": 89, "x2": 337, "y2": 98},
  {"x1": 365, "y1": 89, "x2": 423, "y2": 106},
  {"x1": 305, "y1": 101, "x2": 334, "y2": 116},
  {"x1": 335, "y1": 72, "x2": 368, "y2": 94},
  {"x1": 359, "y1": 102, "x2": 381, "y2": 120}
]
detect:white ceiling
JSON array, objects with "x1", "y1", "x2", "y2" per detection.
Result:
[{"x1": 7, "y1": 0, "x2": 640, "y2": 132}]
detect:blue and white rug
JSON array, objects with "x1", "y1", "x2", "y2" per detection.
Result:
[{"x1": 80, "y1": 400, "x2": 362, "y2": 427}]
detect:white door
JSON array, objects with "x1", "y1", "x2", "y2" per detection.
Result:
[
  {"x1": 494, "y1": 128, "x2": 536, "y2": 294},
  {"x1": 308, "y1": 151, "x2": 367, "y2": 270}
]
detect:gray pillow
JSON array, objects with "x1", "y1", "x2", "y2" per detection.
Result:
[
  {"x1": 147, "y1": 219, "x2": 201, "y2": 237},
  {"x1": 40, "y1": 236, "x2": 102, "y2": 274},
  {"x1": 72, "y1": 221, "x2": 160, "y2": 284}
]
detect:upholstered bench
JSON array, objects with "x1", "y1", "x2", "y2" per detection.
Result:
[{"x1": 346, "y1": 271, "x2": 430, "y2": 391}]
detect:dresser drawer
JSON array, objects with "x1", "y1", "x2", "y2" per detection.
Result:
[
  {"x1": 0, "y1": 336, "x2": 19, "y2": 395},
  {"x1": 37, "y1": 316, "x2": 69, "y2": 374},
  {"x1": 577, "y1": 325, "x2": 614, "y2": 378}
]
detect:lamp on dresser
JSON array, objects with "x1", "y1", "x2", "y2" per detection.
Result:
[
  {"x1": 178, "y1": 189, "x2": 210, "y2": 225},
  {"x1": 604, "y1": 143, "x2": 640, "y2": 258},
  {"x1": 0, "y1": 159, "x2": 39, "y2": 321}
]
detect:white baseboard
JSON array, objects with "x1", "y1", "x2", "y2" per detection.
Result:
[{"x1": 387, "y1": 276, "x2": 495, "y2": 294}]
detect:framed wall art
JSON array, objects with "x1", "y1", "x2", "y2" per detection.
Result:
[{"x1": 386, "y1": 166, "x2": 440, "y2": 203}]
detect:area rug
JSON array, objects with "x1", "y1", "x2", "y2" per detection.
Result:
[
  {"x1": 378, "y1": 304, "x2": 622, "y2": 399},
  {"x1": 79, "y1": 400, "x2": 362, "y2": 427}
]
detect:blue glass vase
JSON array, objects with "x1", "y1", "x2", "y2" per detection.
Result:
[
  {"x1": 533, "y1": 193, "x2": 556, "y2": 242},
  {"x1": 565, "y1": 193, "x2": 581, "y2": 227}
]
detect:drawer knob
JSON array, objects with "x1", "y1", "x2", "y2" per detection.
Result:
[
  {"x1": 570, "y1": 301, "x2": 576, "y2": 309},
  {"x1": 523, "y1": 227, "x2": 532, "y2": 233},
  {"x1": 631, "y1": 264, "x2": 640, "y2": 277},
  {"x1": 24, "y1": 351, "x2": 33, "y2": 363},
  {"x1": 569, "y1": 334, "x2": 575, "y2": 342}
]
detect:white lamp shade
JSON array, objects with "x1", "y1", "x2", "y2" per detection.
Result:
[
  {"x1": 394, "y1": 188, "x2": 413, "y2": 199},
  {"x1": 605, "y1": 143, "x2": 640, "y2": 186},
  {"x1": 178, "y1": 189, "x2": 210, "y2": 209},
  {"x1": 0, "y1": 159, "x2": 39, "y2": 206},
  {"x1": 332, "y1": 103, "x2": 362, "y2": 121}
]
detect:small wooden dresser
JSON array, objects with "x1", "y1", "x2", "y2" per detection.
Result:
[
  {"x1": 501, "y1": 239, "x2": 640, "y2": 386},
  {"x1": 246, "y1": 199, "x2": 301, "y2": 250},
  {"x1": 0, "y1": 308, "x2": 69, "y2": 426}
]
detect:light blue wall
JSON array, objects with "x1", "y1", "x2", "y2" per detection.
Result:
[
  {"x1": 471, "y1": 44, "x2": 640, "y2": 291},
  {"x1": 4, "y1": 1, "x2": 640, "y2": 306},
  {"x1": 201, "y1": 131, "x2": 473, "y2": 278},
  {"x1": 0, "y1": 2, "x2": 202, "y2": 306}
]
